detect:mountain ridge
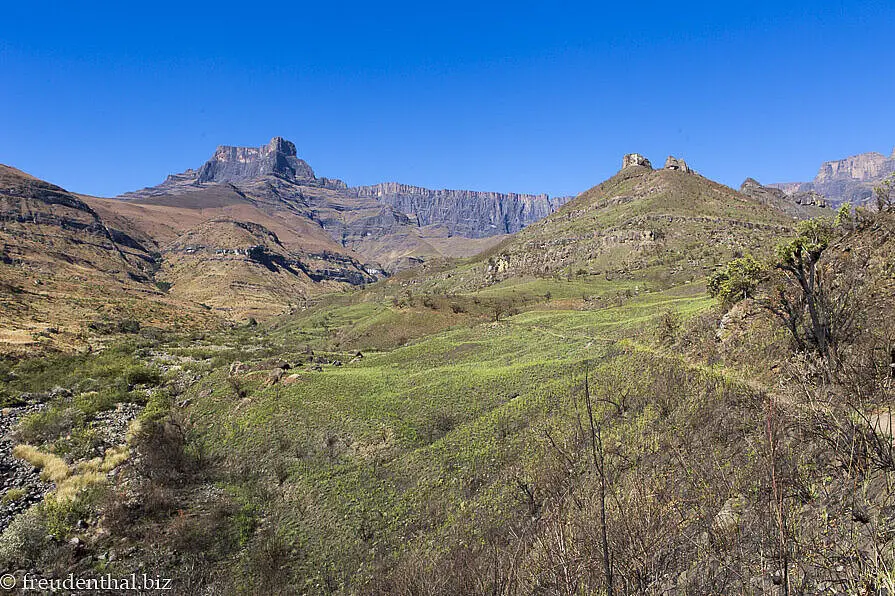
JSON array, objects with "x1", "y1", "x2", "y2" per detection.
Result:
[{"x1": 118, "y1": 137, "x2": 572, "y2": 244}]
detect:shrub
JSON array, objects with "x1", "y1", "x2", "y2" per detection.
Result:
[
  {"x1": 41, "y1": 490, "x2": 97, "y2": 538},
  {"x1": 16, "y1": 406, "x2": 83, "y2": 445},
  {"x1": 117, "y1": 319, "x2": 141, "y2": 334},
  {"x1": 52, "y1": 426, "x2": 103, "y2": 460},
  {"x1": 73, "y1": 389, "x2": 129, "y2": 417},
  {"x1": 0, "y1": 506, "x2": 49, "y2": 567},
  {"x1": 1, "y1": 488, "x2": 26, "y2": 505},
  {"x1": 707, "y1": 254, "x2": 764, "y2": 305},
  {"x1": 125, "y1": 365, "x2": 161, "y2": 387},
  {"x1": 131, "y1": 414, "x2": 205, "y2": 484}
]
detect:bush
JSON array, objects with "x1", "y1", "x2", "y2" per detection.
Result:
[
  {"x1": 73, "y1": 389, "x2": 129, "y2": 417},
  {"x1": 117, "y1": 319, "x2": 141, "y2": 334},
  {"x1": 131, "y1": 414, "x2": 206, "y2": 484},
  {"x1": 1, "y1": 488, "x2": 26, "y2": 505},
  {"x1": 125, "y1": 365, "x2": 161, "y2": 387},
  {"x1": 41, "y1": 491, "x2": 96, "y2": 539},
  {"x1": 16, "y1": 406, "x2": 83, "y2": 445},
  {"x1": 707, "y1": 254, "x2": 764, "y2": 305},
  {"x1": 0, "y1": 506, "x2": 49, "y2": 568},
  {"x1": 52, "y1": 426, "x2": 103, "y2": 460}
]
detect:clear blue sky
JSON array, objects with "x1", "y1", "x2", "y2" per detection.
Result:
[{"x1": 1, "y1": 1, "x2": 893, "y2": 198}]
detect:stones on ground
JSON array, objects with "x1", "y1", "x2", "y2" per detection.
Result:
[{"x1": 0, "y1": 404, "x2": 52, "y2": 531}]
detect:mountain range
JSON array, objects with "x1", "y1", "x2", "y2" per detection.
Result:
[
  {"x1": 0, "y1": 137, "x2": 576, "y2": 345},
  {"x1": 116, "y1": 136, "x2": 572, "y2": 269},
  {"x1": 5, "y1": 139, "x2": 888, "y2": 354}
]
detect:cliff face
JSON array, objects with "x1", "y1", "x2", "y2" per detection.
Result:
[
  {"x1": 349, "y1": 182, "x2": 572, "y2": 238},
  {"x1": 771, "y1": 149, "x2": 895, "y2": 206}
]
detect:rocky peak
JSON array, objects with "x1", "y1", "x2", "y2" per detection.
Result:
[
  {"x1": 268, "y1": 136, "x2": 297, "y2": 157},
  {"x1": 196, "y1": 137, "x2": 316, "y2": 184},
  {"x1": 664, "y1": 156, "x2": 691, "y2": 173},
  {"x1": 623, "y1": 153, "x2": 652, "y2": 169}
]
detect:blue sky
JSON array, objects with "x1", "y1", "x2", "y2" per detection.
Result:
[{"x1": 1, "y1": 1, "x2": 893, "y2": 198}]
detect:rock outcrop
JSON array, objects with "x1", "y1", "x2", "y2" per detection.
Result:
[
  {"x1": 349, "y1": 183, "x2": 572, "y2": 238},
  {"x1": 120, "y1": 137, "x2": 348, "y2": 199},
  {"x1": 664, "y1": 156, "x2": 691, "y2": 173},
  {"x1": 623, "y1": 153, "x2": 652, "y2": 169},
  {"x1": 771, "y1": 149, "x2": 895, "y2": 206}
]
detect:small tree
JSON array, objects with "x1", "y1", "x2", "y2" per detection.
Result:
[
  {"x1": 707, "y1": 254, "x2": 765, "y2": 305},
  {"x1": 769, "y1": 218, "x2": 835, "y2": 357},
  {"x1": 762, "y1": 217, "x2": 864, "y2": 365}
]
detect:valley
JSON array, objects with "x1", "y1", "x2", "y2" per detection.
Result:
[{"x1": 1, "y1": 144, "x2": 894, "y2": 594}]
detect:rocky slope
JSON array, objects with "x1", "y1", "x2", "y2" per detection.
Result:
[
  {"x1": 771, "y1": 148, "x2": 895, "y2": 206},
  {"x1": 413, "y1": 153, "x2": 799, "y2": 293}
]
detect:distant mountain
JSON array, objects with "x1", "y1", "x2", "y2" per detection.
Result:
[
  {"x1": 350, "y1": 183, "x2": 571, "y2": 238},
  {"x1": 118, "y1": 137, "x2": 571, "y2": 270},
  {"x1": 771, "y1": 148, "x2": 895, "y2": 206},
  {"x1": 0, "y1": 136, "x2": 575, "y2": 341}
]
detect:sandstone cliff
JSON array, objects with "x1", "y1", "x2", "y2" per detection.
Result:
[{"x1": 739, "y1": 177, "x2": 828, "y2": 219}]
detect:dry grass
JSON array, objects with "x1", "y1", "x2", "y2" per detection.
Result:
[
  {"x1": 14, "y1": 442, "x2": 130, "y2": 503},
  {"x1": 12, "y1": 444, "x2": 70, "y2": 483}
]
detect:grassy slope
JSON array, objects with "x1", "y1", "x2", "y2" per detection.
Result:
[{"x1": 179, "y1": 281, "x2": 714, "y2": 589}]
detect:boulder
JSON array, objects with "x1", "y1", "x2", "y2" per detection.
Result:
[{"x1": 712, "y1": 495, "x2": 748, "y2": 535}]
